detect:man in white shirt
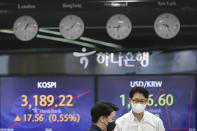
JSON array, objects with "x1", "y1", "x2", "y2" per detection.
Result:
[{"x1": 114, "y1": 87, "x2": 165, "y2": 131}]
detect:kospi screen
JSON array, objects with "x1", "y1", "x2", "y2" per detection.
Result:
[
  {"x1": 98, "y1": 75, "x2": 196, "y2": 131},
  {"x1": 0, "y1": 76, "x2": 94, "y2": 131}
]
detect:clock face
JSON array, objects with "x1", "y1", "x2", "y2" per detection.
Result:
[
  {"x1": 154, "y1": 13, "x2": 181, "y2": 39},
  {"x1": 59, "y1": 15, "x2": 85, "y2": 40},
  {"x1": 106, "y1": 14, "x2": 132, "y2": 40},
  {"x1": 13, "y1": 16, "x2": 38, "y2": 41}
]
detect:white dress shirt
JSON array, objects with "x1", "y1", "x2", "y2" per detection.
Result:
[{"x1": 114, "y1": 110, "x2": 165, "y2": 131}]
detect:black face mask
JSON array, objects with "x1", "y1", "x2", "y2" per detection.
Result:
[{"x1": 107, "y1": 121, "x2": 116, "y2": 131}]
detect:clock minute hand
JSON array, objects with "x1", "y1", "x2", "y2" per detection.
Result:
[
  {"x1": 112, "y1": 24, "x2": 121, "y2": 30},
  {"x1": 66, "y1": 22, "x2": 77, "y2": 31},
  {"x1": 163, "y1": 23, "x2": 171, "y2": 32}
]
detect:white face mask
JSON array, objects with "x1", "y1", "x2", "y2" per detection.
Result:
[{"x1": 131, "y1": 103, "x2": 146, "y2": 114}]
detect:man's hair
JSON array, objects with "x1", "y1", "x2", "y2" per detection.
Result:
[
  {"x1": 90, "y1": 101, "x2": 119, "y2": 123},
  {"x1": 129, "y1": 87, "x2": 149, "y2": 99}
]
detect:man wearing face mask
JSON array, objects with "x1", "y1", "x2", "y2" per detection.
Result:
[
  {"x1": 114, "y1": 87, "x2": 165, "y2": 131},
  {"x1": 88, "y1": 101, "x2": 119, "y2": 131}
]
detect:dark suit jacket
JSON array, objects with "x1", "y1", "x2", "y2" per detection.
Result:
[{"x1": 88, "y1": 124, "x2": 102, "y2": 131}]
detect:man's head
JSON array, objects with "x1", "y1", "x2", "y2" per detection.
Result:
[
  {"x1": 128, "y1": 87, "x2": 149, "y2": 114},
  {"x1": 90, "y1": 101, "x2": 119, "y2": 130}
]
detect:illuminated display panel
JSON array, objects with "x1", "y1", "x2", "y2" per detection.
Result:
[
  {"x1": 0, "y1": 76, "x2": 94, "y2": 131},
  {"x1": 98, "y1": 75, "x2": 196, "y2": 131}
]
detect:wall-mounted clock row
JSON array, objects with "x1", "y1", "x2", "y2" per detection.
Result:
[{"x1": 12, "y1": 13, "x2": 181, "y2": 41}]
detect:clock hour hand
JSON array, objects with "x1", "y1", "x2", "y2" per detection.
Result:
[{"x1": 112, "y1": 23, "x2": 121, "y2": 30}]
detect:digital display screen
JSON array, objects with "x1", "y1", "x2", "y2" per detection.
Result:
[
  {"x1": 98, "y1": 75, "x2": 196, "y2": 131},
  {"x1": 0, "y1": 76, "x2": 94, "y2": 131}
]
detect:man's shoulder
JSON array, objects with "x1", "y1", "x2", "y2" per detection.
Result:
[
  {"x1": 144, "y1": 111, "x2": 163, "y2": 122},
  {"x1": 116, "y1": 112, "x2": 131, "y2": 124},
  {"x1": 145, "y1": 110, "x2": 156, "y2": 117},
  {"x1": 88, "y1": 128, "x2": 98, "y2": 131},
  {"x1": 88, "y1": 124, "x2": 102, "y2": 131}
]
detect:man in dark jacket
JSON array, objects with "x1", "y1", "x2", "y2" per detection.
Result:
[{"x1": 88, "y1": 101, "x2": 119, "y2": 131}]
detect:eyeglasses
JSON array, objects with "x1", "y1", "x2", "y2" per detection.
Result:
[{"x1": 132, "y1": 99, "x2": 147, "y2": 104}]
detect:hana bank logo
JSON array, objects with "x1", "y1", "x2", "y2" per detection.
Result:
[
  {"x1": 73, "y1": 48, "x2": 96, "y2": 69},
  {"x1": 73, "y1": 48, "x2": 149, "y2": 69}
]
